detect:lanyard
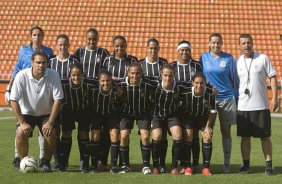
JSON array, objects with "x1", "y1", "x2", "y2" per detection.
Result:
[{"x1": 243, "y1": 56, "x2": 253, "y2": 85}]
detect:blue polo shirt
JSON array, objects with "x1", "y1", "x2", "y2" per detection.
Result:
[
  {"x1": 12, "y1": 45, "x2": 53, "y2": 78},
  {"x1": 200, "y1": 51, "x2": 237, "y2": 100}
]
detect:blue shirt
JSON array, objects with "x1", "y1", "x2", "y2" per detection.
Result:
[
  {"x1": 200, "y1": 51, "x2": 237, "y2": 100},
  {"x1": 12, "y1": 45, "x2": 53, "y2": 78}
]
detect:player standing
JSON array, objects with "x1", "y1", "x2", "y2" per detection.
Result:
[{"x1": 200, "y1": 33, "x2": 237, "y2": 174}]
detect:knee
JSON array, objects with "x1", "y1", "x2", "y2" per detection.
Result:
[
  {"x1": 152, "y1": 129, "x2": 162, "y2": 141},
  {"x1": 202, "y1": 134, "x2": 212, "y2": 143}
]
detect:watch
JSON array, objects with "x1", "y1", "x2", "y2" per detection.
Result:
[{"x1": 47, "y1": 120, "x2": 55, "y2": 126}]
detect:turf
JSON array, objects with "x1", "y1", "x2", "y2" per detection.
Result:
[{"x1": 0, "y1": 111, "x2": 282, "y2": 184}]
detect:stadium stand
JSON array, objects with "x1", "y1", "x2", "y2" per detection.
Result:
[{"x1": 0, "y1": 0, "x2": 281, "y2": 110}]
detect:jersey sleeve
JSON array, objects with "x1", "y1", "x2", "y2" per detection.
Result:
[
  {"x1": 263, "y1": 55, "x2": 277, "y2": 78},
  {"x1": 12, "y1": 47, "x2": 25, "y2": 78},
  {"x1": 209, "y1": 94, "x2": 217, "y2": 113},
  {"x1": 10, "y1": 73, "x2": 23, "y2": 101}
]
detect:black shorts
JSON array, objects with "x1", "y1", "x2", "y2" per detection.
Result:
[
  {"x1": 120, "y1": 113, "x2": 151, "y2": 131},
  {"x1": 151, "y1": 115, "x2": 181, "y2": 130},
  {"x1": 91, "y1": 112, "x2": 120, "y2": 130},
  {"x1": 178, "y1": 113, "x2": 209, "y2": 131},
  {"x1": 237, "y1": 110, "x2": 271, "y2": 138},
  {"x1": 22, "y1": 114, "x2": 50, "y2": 136},
  {"x1": 61, "y1": 108, "x2": 91, "y2": 132}
]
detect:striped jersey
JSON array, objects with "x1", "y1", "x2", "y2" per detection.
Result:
[
  {"x1": 61, "y1": 78, "x2": 97, "y2": 111},
  {"x1": 152, "y1": 80, "x2": 181, "y2": 118},
  {"x1": 139, "y1": 57, "x2": 168, "y2": 77},
  {"x1": 88, "y1": 86, "x2": 122, "y2": 115},
  {"x1": 116, "y1": 76, "x2": 155, "y2": 115},
  {"x1": 103, "y1": 54, "x2": 138, "y2": 79},
  {"x1": 48, "y1": 55, "x2": 79, "y2": 79},
  {"x1": 178, "y1": 85, "x2": 216, "y2": 118},
  {"x1": 74, "y1": 47, "x2": 110, "y2": 78},
  {"x1": 171, "y1": 59, "x2": 203, "y2": 82}
]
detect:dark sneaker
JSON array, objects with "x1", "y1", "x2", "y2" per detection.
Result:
[
  {"x1": 110, "y1": 166, "x2": 119, "y2": 174},
  {"x1": 39, "y1": 158, "x2": 44, "y2": 168},
  {"x1": 159, "y1": 166, "x2": 167, "y2": 173},
  {"x1": 59, "y1": 165, "x2": 66, "y2": 172},
  {"x1": 265, "y1": 167, "x2": 275, "y2": 176},
  {"x1": 53, "y1": 161, "x2": 60, "y2": 170},
  {"x1": 89, "y1": 166, "x2": 98, "y2": 174},
  {"x1": 239, "y1": 165, "x2": 251, "y2": 174},
  {"x1": 12, "y1": 157, "x2": 21, "y2": 168},
  {"x1": 118, "y1": 165, "x2": 131, "y2": 174},
  {"x1": 42, "y1": 163, "x2": 52, "y2": 173}
]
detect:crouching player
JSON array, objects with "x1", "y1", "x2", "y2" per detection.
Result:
[
  {"x1": 151, "y1": 64, "x2": 183, "y2": 175},
  {"x1": 87, "y1": 70, "x2": 122, "y2": 173},
  {"x1": 116, "y1": 63, "x2": 155, "y2": 174},
  {"x1": 59, "y1": 63, "x2": 95, "y2": 172},
  {"x1": 179, "y1": 72, "x2": 217, "y2": 176}
]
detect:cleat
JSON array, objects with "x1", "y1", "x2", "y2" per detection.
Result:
[
  {"x1": 159, "y1": 166, "x2": 167, "y2": 173},
  {"x1": 265, "y1": 167, "x2": 275, "y2": 176},
  {"x1": 98, "y1": 164, "x2": 109, "y2": 172},
  {"x1": 110, "y1": 166, "x2": 119, "y2": 174},
  {"x1": 184, "y1": 167, "x2": 193, "y2": 176},
  {"x1": 171, "y1": 168, "x2": 180, "y2": 175},
  {"x1": 192, "y1": 165, "x2": 201, "y2": 173},
  {"x1": 223, "y1": 163, "x2": 230, "y2": 174},
  {"x1": 89, "y1": 166, "x2": 98, "y2": 174},
  {"x1": 118, "y1": 165, "x2": 131, "y2": 174},
  {"x1": 202, "y1": 168, "x2": 212, "y2": 176},
  {"x1": 42, "y1": 163, "x2": 52, "y2": 173},
  {"x1": 79, "y1": 160, "x2": 83, "y2": 171},
  {"x1": 53, "y1": 161, "x2": 60, "y2": 170},
  {"x1": 239, "y1": 165, "x2": 251, "y2": 174},
  {"x1": 142, "y1": 166, "x2": 152, "y2": 175},
  {"x1": 152, "y1": 167, "x2": 160, "y2": 174},
  {"x1": 179, "y1": 167, "x2": 185, "y2": 174},
  {"x1": 12, "y1": 157, "x2": 21, "y2": 168}
]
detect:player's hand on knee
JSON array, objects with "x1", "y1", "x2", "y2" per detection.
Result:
[
  {"x1": 42, "y1": 122, "x2": 53, "y2": 137},
  {"x1": 20, "y1": 123, "x2": 33, "y2": 136}
]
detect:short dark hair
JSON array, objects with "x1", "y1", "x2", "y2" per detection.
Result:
[
  {"x1": 86, "y1": 28, "x2": 99, "y2": 36},
  {"x1": 69, "y1": 63, "x2": 83, "y2": 74},
  {"x1": 30, "y1": 26, "x2": 44, "y2": 37},
  {"x1": 113, "y1": 35, "x2": 126, "y2": 45},
  {"x1": 238, "y1": 34, "x2": 253, "y2": 44},
  {"x1": 209, "y1": 32, "x2": 223, "y2": 41},
  {"x1": 192, "y1": 72, "x2": 206, "y2": 82},
  {"x1": 127, "y1": 62, "x2": 143, "y2": 75},
  {"x1": 56, "y1": 34, "x2": 70, "y2": 43},
  {"x1": 147, "y1": 38, "x2": 159, "y2": 47},
  {"x1": 31, "y1": 50, "x2": 48, "y2": 62},
  {"x1": 161, "y1": 64, "x2": 175, "y2": 73},
  {"x1": 98, "y1": 69, "x2": 112, "y2": 79}
]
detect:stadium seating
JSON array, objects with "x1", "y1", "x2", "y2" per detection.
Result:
[{"x1": 0, "y1": 0, "x2": 281, "y2": 109}]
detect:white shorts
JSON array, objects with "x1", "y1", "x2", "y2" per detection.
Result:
[{"x1": 216, "y1": 98, "x2": 237, "y2": 125}]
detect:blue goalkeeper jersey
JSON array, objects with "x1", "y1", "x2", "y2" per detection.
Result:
[
  {"x1": 200, "y1": 51, "x2": 237, "y2": 100},
  {"x1": 12, "y1": 45, "x2": 53, "y2": 78}
]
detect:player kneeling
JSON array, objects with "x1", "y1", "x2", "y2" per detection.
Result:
[{"x1": 179, "y1": 72, "x2": 216, "y2": 176}]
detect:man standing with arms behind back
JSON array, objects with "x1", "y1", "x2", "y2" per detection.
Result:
[
  {"x1": 10, "y1": 51, "x2": 63, "y2": 172},
  {"x1": 236, "y1": 34, "x2": 278, "y2": 176}
]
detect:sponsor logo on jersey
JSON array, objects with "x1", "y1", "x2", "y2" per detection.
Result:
[{"x1": 219, "y1": 60, "x2": 226, "y2": 67}]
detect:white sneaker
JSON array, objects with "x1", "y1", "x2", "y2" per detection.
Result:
[
  {"x1": 223, "y1": 163, "x2": 230, "y2": 174},
  {"x1": 142, "y1": 167, "x2": 152, "y2": 175},
  {"x1": 119, "y1": 165, "x2": 131, "y2": 174}
]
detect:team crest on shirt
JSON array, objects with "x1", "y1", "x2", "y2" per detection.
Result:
[
  {"x1": 96, "y1": 55, "x2": 101, "y2": 63},
  {"x1": 190, "y1": 68, "x2": 195, "y2": 76},
  {"x1": 173, "y1": 93, "x2": 178, "y2": 99},
  {"x1": 204, "y1": 101, "x2": 209, "y2": 108},
  {"x1": 140, "y1": 91, "x2": 145, "y2": 97},
  {"x1": 219, "y1": 60, "x2": 226, "y2": 67}
]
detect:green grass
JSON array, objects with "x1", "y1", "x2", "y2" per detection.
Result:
[{"x1": 0, "y1": 111, "x2": 282, "y2": 184}]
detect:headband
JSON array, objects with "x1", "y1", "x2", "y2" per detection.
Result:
[{"x1": 177, "y1": 43, "x2": 191, "y2": 51}]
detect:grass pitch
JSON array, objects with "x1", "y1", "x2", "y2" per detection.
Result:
[{"x1": 0, "y1": 111, "x2": 282, "y2": 184}]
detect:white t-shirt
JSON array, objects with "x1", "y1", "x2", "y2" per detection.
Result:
[
  {"x1": 10, "y1": 68, "x2": 64, "y2": 116},
  {"x1": 236, "y1": 52, "x2": 276, "y2": 111}
]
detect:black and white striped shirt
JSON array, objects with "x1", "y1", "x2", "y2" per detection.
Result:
[
  {"x1": 74, "y1": 47, "x2": 110, "y2": 78},
  {"x1": 178, "y1": 85, "x2": 216, "y2": 118},
  {"x1": 139, "y1": 57, "x2": 168, "y2": 77},
  {"x1": 48, "y1": 55, "x2": 79, "y2": 79},
  {"x1": 171, "y1": 59, "x2": 203, "y2": 82},
  {"x1": 152, "y1": 80, "x2": 181, "y2": 118},
  {"x1": 61, "y1": 78, "x2": 96, "y2": 111},
  {"x1": 88, "y1": 86, "x2": 122, "y2": 115},
  {"x1": 103, "y1": 54, "x2": 138, "y2": 79},
  {"x1": 117, "y1": 77, "x2": 154, "y2": 115}
]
